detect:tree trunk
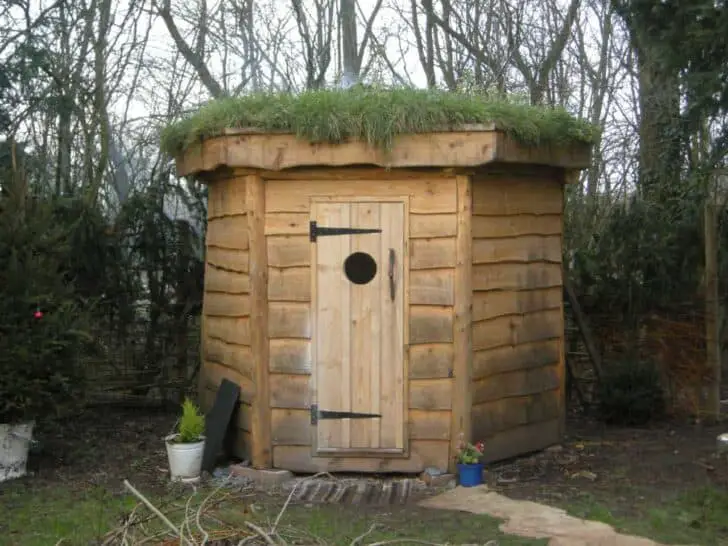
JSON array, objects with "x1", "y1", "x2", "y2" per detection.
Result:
[
  {"x1": 340, "y1": 0, "x2": 358, "y2": 86},
  {"x1": 703, "y1": 195, "x2": 721, "y2": 421},
  {"x1": 636, "y1": 49, "x2": 682, "y2": 200}
]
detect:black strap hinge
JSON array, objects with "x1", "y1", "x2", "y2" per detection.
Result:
[
  {"x1": 309, "y1": 404, "x2": 382, "y2": 425},
  {"x1": 309, "y1": 221, "x2": 382, "y2": 242}
]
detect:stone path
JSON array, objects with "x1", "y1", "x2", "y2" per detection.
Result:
[{"x1": 419, "y1": 485, "x2": 690, "y2": 546}]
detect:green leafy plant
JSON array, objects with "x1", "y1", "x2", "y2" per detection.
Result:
[
  {"x1": 595, "y1": 357, "x2": 666, "y2": 426},
  {"x1": 454, "y1": 432, "x2": 485, "y2": 465},
  {"x1": 172, "y1": 398, "x2": 205, "y2": 443}
]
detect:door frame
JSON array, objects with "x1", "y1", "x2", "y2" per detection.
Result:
[{"x1": 308, "y1": 195, "x2": 411, "y2": 458}]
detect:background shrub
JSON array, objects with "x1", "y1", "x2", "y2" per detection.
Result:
[
  {"x1": 595, "y1": 358, "x2": 666, "y2": 426},
  {"x1": 0, "y1": 187, "x2": 97, "y2": 424}
]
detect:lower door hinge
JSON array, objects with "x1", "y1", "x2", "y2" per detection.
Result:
[{"x1": 309, "y1": 404, "x2": 382, "y2": 425}]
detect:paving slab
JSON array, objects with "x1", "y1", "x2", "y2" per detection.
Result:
[{"x1": 419, "y1": 485, "x2": 692, "y2": 546}]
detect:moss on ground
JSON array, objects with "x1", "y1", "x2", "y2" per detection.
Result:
[{"x1": 160, "y1": 86, "x2": 599, "y2": 156}]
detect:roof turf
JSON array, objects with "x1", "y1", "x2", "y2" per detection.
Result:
[{"x1": 160, "y1": 87, "x2": 599, "y2": 157}]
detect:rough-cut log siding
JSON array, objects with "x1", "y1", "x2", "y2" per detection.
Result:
[
  {"x1": 264, "y1": 174, "x2": 456, "y2": 473},
  {"x1": 469, "y1": 165, "x2": 565, "y2": 463},
  {"x1": 199, "y1": 176, "x2": 254, "y2": 461}
]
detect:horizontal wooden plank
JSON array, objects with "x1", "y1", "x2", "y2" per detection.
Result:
[
  {"x1": 207, "y1": 216, "x2": 249, "y2": 250},
  {"x1": 410, "y1": 213, "x2": 457, "y2": 238},
  {"x1": 268, "y1": 266, "x2": 310, "y2": 302},
  {"x1": 267, "y1": 235, "x2": 310, "y2": 267},
  {"x1": 472, "y1": 235, "x2": 562, "y2": 264},
  {"x1": 473, "y1": 339, "x2": 561, "y2": 379},
  {"x1": 472, "y1": 287, "x2": 562, "y2": 322},
  {"x1": 205, "y1": 316, "x2": 251, "y2": 347},
  {"x1": 410, "y1": 306, "x2": 454, "y2": 344},
  {"x1": 265, "y1": 179, "x2": 456, "y2": 214},
  {"x1": 410, "y1": 238, "x2": 456, "y2": 270},
  {"x1": 472, "y1": 214, "x2": 562, "y2": 238},
  {"x1": 410, "y1": 269, "x2": 454, "y2": 306},
  {"x1": 270, "y1": 408, "x2": 452, "y2": 447},
  {"x1": 268, "y1": 302, "x2": 311, "y2": 339},
  {"x1": 207, "y1": 178, "x2": 246, "y2": 218},
  {"x1": 471, "y1": 390, "x2": 560, "y2": 437},
  {"x1": 199, "y1": 385, "x2": 253, "y2": 432},
  {"x1": 205, "y1": 264, "x2": 250, "y2": 294},
  {"x1": 206, "y1": 247, "x2": 249, "y2": 273},
  {"x1": 269, "y1": 339, "x2": 312, "y2": 374},
  {"x1": 477, "y1": 164, "x2": 565, "y2": 180},
  {"x1": 472, "y1": 263, "x2": 562, "y2": 291},
  {"x1": 472, "y1": 365, "x2": 561, "y2": 405},
  {"x1": 265, "y1": 212, "x2": 309, "y2": 235},
  {"x1": 409, "y1": 343, "x2": 453, "y2": 379},
  {"x1": 204, "y1": 292, "x2": 250, "y2": 317},
  {"x1": 272, "y1": 440, "x2": 450, "y2": 473},
  {"x1": 476, "y1": 418, "x2": 561, "y2": 464},
  {"x1": 408, "y1": 409, "x2": 450, "y2": 440},
  {"x1": 472, "y1": 308, "x2": 562, "y2": 352},
  {"x1": 472, "y1": 175, "x2": 563, "y2": 216},
  {"x1": 261, "y1": 167, "x2": 459, "y2": 181},
  {"x1": 271, "y1": 408, "x2": 311, "y2": 446},
  {"x1": 410, "y1": 379, "x2": 452, "y2": 410},
  {"x1": 203, "y1": 339, "x2": 253, "y2": 380},
  {"x1": 201, "y1": 360, "x2": 255, "y2": 404},
  {"x1": 269, "y1": 373, "x2": 311, "y2": 409}
]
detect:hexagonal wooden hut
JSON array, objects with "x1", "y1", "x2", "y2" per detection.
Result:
[{"x1": 165, "y1": 91, "x2": 593, "y2": 473}]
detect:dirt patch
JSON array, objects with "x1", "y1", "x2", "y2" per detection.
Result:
[
  {"x1": 25, "y1": 404, "x2": 178, "y2": 493},
  {"x1": 485, "y1": 416, "x2": 728, "y2": 514}
]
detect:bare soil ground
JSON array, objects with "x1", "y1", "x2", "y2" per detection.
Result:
[{"x1": 490, "y1": 415, "x2": 728, "y2": 507}]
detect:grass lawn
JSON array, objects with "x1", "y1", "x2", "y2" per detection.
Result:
[
  {"x1": 565, "y1": 486, "x2": 728, "y2": 546},
  {"x1": 5, "y1": 474, "x2": 728, "y2": 545},
  {"x1": 2, "y1": 482, "x2": 137, "y2": 545},
  {"x1": 1, "y1": 478, "x2": 547, "y2": 545}
]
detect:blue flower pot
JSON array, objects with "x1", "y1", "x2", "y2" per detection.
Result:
[{"x1": 457, "y1": 462, "x2": 484, "y2": 487}]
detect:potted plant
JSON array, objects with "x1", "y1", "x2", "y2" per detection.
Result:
[
  {"x1": 454, "y1": 433, "x2": 485, "y2": 487},
  {"x1": 165, "y1": 398, "x2": 206, "y2": 483}
]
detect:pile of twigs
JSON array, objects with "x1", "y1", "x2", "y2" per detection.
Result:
[{"x1": 100, "y1": 473, "x2": 455, "y2": 546}]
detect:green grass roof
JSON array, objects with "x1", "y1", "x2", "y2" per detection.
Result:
[{"x1": 160, "y1": 87, "x2": 599, "y2": 157}]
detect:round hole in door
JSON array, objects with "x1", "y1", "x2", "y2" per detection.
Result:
[{"x1": 343, "y1": 251, "x2": 378, "y2": 285}]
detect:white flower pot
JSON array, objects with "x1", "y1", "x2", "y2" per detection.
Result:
[
  {"x1": 0, "y1": 421, "x2": 35, "y2": 483},
  {"x1": 165, "y1": 434, "x2": 205, "y2": 483}
]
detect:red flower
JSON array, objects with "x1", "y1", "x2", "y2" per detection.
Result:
[{"x1": 34, "y1": 310, "x2": 43, "y2": 319}]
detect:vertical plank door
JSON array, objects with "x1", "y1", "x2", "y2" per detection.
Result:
[{"x1": 312, "y1": 199, "x2": 406, "y2": 454}]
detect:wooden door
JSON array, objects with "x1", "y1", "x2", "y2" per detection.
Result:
[{"x1": 311, "y1": 199, "x2": 406, "y2": 455}]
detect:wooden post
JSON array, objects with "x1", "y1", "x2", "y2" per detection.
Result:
[
  {"x1": 450, "y1": 175, "x2": 473, "y2": 473},
  {"x1": 246, "y1": 174, "x2": 272, "y2": 468},
  {"x1": 704, "y1": 198, "x2": 721, "y2": 421}
]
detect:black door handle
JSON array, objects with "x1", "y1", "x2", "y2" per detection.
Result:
[{"x1": 388, "y1": 248, "x2": 395, "y2": 302}]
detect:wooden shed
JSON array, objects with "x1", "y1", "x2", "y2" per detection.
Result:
[{"x1": 166, "y1": 92, "x2": 593, "y2": 474}]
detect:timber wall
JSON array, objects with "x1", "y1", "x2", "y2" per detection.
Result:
[
  {"x1": 196, "y1": 166, "x2": 569, "y2": 471},
  {"x1": 470, "y1": 165, "x2": 566, "y2": 462},
  {"x1": 198, "y1": 175, "x2": 254, "y2": 461}
]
